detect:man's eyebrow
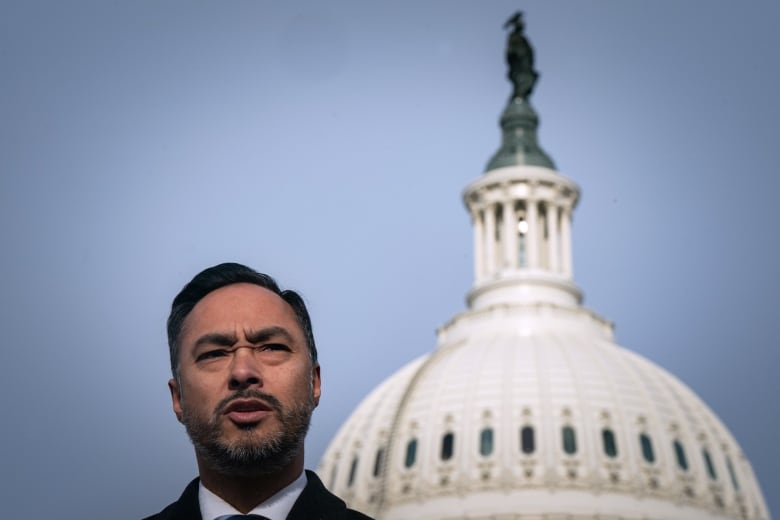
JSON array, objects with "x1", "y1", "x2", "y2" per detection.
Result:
[
  {"x1": 194, "y1": 332, "x2": 238, "y2": 349},
  {"x1": 245, "y1": 326, "x2": 295, "y2": 345}
]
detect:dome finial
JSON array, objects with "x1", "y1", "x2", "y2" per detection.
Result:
[
  {"x1": 504, "y1": 11, "x2": 538, "y2": 101},
  {"x1": 486, "y1": 12, "x2": 555, "y2": 171}
]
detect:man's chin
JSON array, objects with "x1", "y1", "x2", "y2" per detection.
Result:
[{"x1": 196, "y1": 437, "x2": 301, "y2": 478}]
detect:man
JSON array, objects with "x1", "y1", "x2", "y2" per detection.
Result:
[{"x1": 145, "y1": 263, "x2": 372, "y2": 520}]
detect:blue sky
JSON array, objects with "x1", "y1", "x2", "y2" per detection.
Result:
[{"x1": 1, "y1": 2, "x2": 777, "y2": 517}]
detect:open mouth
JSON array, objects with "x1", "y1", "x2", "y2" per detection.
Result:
[{"x1": 223, "y1": 399, "x2": 274, "y2": 425}]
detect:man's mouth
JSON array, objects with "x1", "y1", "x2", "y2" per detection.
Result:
[{"x1": 223, "y1": 399, "x2": 274, "y2": 425}]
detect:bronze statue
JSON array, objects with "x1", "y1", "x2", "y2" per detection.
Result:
[{"x1": 504, "y1": 11, "x2": 538, "y2": 100}]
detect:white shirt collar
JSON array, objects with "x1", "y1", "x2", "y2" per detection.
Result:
[{"x1": 198, "y1": 470, "x2": 307, "y2": 520}]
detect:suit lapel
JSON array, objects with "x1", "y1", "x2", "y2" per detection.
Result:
[
  {"x1": 286, "y1": 470, "x2": 347, "y2": 520},
  {"x1": 168, "y1": 477, "x2": 203, "y2": 520}
]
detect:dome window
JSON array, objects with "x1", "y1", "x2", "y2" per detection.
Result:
[
  {"x1": 674, "y1": 440, "x2": 689, "y2": 471},
  {"x1": 373, "y1": 448, "x2": 385, "y2": 478},
  {"x1": 727, "y1": 456, "x2": 740, "y2": 491},
  {"x1": 703, "y1": 448, "x2": 718, "y2": 480},
  {"x1": 479, "y1": 427, "x2": 494, "y2": 456},
  {"x1": 517, "y1": 212, "x2": 528, "y2": 268},
  {"x1": 602, "y1": 428, "x2": 618, "y2": 458},
  {"x1": 348, "y1": 456, "x2": 359, "y2": 487},
  {"x1": 404, "y1": 438, "x2": 418, "y2": 468},
  {"x1": 562, "y1": 426, "x2": 577, "y2": 455},
  {"x1": 329, "y1": 464, "x2": 338, "y2": 489},
  {"x1": 640, "y1": 433, "x2": 655, "y2": 463},
  {"x1": 520, "y1": 426, "x2": 535, "y2": 454},
  {"x1": 441, "y1": 432, "x2": 455, "y2": 461}
]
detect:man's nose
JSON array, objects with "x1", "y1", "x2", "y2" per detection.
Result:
[{"x1": 228, "y1": 346, "x2": 262, "y2": 389}]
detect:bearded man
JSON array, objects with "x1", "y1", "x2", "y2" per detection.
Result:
[{"x1": 144, "y1": 263, "x2": 372, "y2": 520}]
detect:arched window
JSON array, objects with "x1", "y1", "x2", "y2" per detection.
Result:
[
  {"x1": 727, "y1": 457, "x2": 740, "y2": 491},
  {"x1": 674, "y1": 440, "x2": 688, "y2": 471},
  {"x1": 562, "y1": 426, "x2": 577, "y2": 454},
  {"x1": 602, "y1": 428, "x2": 618, "y2": 458},
  {"x1": 479, "y1": 427, "x2": 494, "y2": 456},
  {"x1": 520, "y1": 425, "x2": 535, "y2": 454},
  {"x1": 404, "y1": 438, "x2": 417, "y2": 468},
  {"x1": 373, "y1": 448, "x2": 384, "y2": 478},
  {"x1": 441, "y1": 432, "x2": 455, "y2": 460},
  {"x1": 329, "y1": 464, "x2": 338, "y2": 489},
  {"x1": 348, "y1": 456, "x2": 359, "y2": 487},
  {"x1": 640, "y1": 433, "x2": 655, "y2": 463},
  {"x1": 703, "y1": 448, "x2": 717, "y2": 480}
]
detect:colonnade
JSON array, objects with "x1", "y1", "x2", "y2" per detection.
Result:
[{"x1": 472, "y1": 197, "x2": 573, "y2": 283}]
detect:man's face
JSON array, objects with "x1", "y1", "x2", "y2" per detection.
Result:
[{"x1": 168, "y1": 283, "x2": 321, "y2": 477}]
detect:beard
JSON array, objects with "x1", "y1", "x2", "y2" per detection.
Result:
[{"x1": 181, "y1": 386, "x2": 314, "y2": 478}]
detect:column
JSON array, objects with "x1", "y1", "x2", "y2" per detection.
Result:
[
  {"x1": 547, "y1": 202, "x2": 560, "y2": 273},
  {"x1": 503, "y1": 199, "x2": 517, "y2": 270},
  {"x1": 561, "y1": 206, "x2": 573, "y2": 277},
  {"x1": 526, "y1": 199, "x2": 538, "y2": 269},
  {"x1": 484, "y1": 203, "x2": 496, "y2": 277},
  {"x1": 473, "y1": 207, "x2": 484, "y2": 282}
]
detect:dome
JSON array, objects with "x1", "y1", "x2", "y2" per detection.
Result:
[
  {"x1": 318, "y1": 12, "x2": 770, "y2": 520},
  {"x1": 485, "y1": 98, "x2": 556, "y2": 171},
  {"x1": 318, "y1": 298, "x2": 769, "y2": 519}
]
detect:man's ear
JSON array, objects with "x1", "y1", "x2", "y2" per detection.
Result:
[
  {"x1": 168, "y1": 378, "x2": 184, "y2": 423},
  {"x1": 311, "y1": 363, "x2": 321, "y2": 408}
]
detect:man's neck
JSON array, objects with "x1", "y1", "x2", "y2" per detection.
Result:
[{"x1": 197, "y1": 456, "x2": 305, "y2": 514}]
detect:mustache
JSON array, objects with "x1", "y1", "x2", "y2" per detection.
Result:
[{"x1": 214, "y1": 389, "x2": 284, "y2": 417}]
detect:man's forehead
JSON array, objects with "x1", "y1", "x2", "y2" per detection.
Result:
[{"x1": 182, "y1": 283, "x2": 301, "y2": 336}]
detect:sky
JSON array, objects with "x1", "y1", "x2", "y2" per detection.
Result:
[{"x1": 1, "y1": 1, "x2": 778, "y2": 518}]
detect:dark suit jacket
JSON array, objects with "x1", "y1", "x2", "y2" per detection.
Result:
[{"x1": 143, "y1": 470, "x2": 373, "y2": 520}]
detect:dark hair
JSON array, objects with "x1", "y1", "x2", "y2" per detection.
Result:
[{"x1": 167, "y1": 262, "x2": 317, "y2": 378}]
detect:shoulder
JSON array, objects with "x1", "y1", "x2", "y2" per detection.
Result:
[
  {"x1": 288, "y1": 470, "x2": 374, "y2": 520},
  {"x1": 141, "y1": 478, "x2": 201, "y2": 520}
]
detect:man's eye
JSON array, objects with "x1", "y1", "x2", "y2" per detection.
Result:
[
  {"x1": 262, "y1": 343, "x2": 290, "y2": 352},
  {"x1": 197, "y1": 350, "x2": 228, "y2": 361}
]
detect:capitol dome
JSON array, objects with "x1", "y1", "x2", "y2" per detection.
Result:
[{"x1": 318, "y1": 13, "x2": 770, "y2": 520}]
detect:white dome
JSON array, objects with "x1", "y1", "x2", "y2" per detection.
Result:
[
  {"x1": 319, "y1": 17, "x2": 769, "y2": 519},
  {"x1": 318, "y1": 301, "x2": 770, "y2": 519}
]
